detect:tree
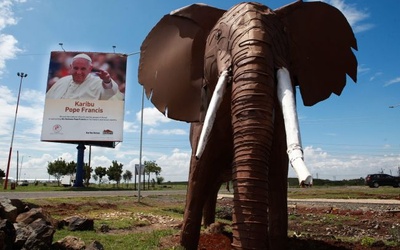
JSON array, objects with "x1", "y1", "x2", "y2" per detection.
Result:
[
  {"x1": 47, "y1": 158, "x2": 69, "y2": 186},
  {"x1": 0, "y1": 168, "x2": 5, "y2": 183},
  {"x1": 144, "y1": 161, "x2": 162, "y2": 189},
  {"x1": 107, "y1": 161, "x2": 123, "y2": 187},
  {"x1": 92, "y1": 174, "x2": 98, "y2": 184},
  {"x1": 94, "y1": 166, "x2": 107, "y2": 186},
  {"x1": 83, "y1": 163, "x2": 92, "y2": 187},
  {"x1": 66, "y1": 161, "x2": 77, "y2": 175},
  {"x1": 156, "y1": 176, "x2": 164, "y2": 185},
  {"x1": 122, "y1": 170, "x2": 133, "y2": 187}
]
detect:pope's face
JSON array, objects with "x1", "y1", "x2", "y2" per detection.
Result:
[{"x1": 70, "y1": 58, "x2": 92, "y2": 84}]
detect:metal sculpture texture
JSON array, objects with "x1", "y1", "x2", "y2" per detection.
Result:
[{"x1": 138, "y1": 1, "x2": 357, "y2": 249}]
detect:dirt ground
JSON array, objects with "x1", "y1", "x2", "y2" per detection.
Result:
[
  {"x1": 40, "y1": 196, "x2": 400, "y2": 249},
  {"x1": 160, "y1": 197, "x2": 400, "y2": 249}
]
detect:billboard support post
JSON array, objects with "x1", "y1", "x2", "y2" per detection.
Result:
[{"x1": 74, "y1": 143, "x2": 85, "y2": 187}]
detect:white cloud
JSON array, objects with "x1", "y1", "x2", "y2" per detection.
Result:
[
  {"x1": 0, "y1": 85, "x2": 19, "y2": 135},
  {"x1": 21, "y1": 89, "x2": 45, "y2": 106},
  {"x1": 287, "y1": 146, "x2": 400, "y2": 180},
  {"x1": 136, "y1": 107, "x2": 171, "y2": 126},
  {"x1": 148, "y1": 128, "x2": 187, "y2": 135},
  {"x1": 357, "y1": 65, "x2": 370, "y2": 74},
  {"x1": 91, "y1": 155, "x2": 113, "y2": 168},
  {"x1": 0, "y1": 0, "x2": 18, "y2": 30},
  {"x1": 155, "y1": 148, "x2": 191, "y2": 181},
  {"x1": 0, "y1": 86, "x2": 44, "y2": 136},
  {"x1": 384, "y1": 77, "x2": 400, "y2": 87},
  {"x1": 0, "y1": 85, "x2": 14, "y2": 103},
  {"x1": 319, "y1": 0, "x2": 372, "y2": 33},
  {"x1": 0, "y1": 0, "x2": 23, "y2": 76},
  {"x1": 123, "y1": 121, "x2": 138, "y2": 133},
  {"x1": 369, "y1": 72, "x2": 382, "y2": 82}
]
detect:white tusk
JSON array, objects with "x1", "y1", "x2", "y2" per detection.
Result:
[
  {"x1": 195, "y1": 70, "x2": 229, "y2": 159},
  {"x1": 277, "y1": 67, "x2": 312, "y2": 186}
]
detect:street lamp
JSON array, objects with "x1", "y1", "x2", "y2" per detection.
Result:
[
  {"x1": 18, "y1": 155, "x2": 30, "y2": 184},
  {"x1": 4, "y1": 72, "x2": 27, "y2": 189}
]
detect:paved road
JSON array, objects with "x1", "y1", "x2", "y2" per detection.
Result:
[
  {"x1": 0, "y1": 190, "x2": 187, "y2": 200},
  {"x1": 288, "y1": 198, "x2": 400, "y2": 205},
  {"x1": 217, "y1": 194, "x2": 400, "y2": 205},
  {"x1": 3, "y1": 190, "x2": 399, "y2": 205}
]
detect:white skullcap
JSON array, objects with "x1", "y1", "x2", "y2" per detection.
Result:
[{"x1": 73, "y1": 53, "x2": 92, "y2": 63}]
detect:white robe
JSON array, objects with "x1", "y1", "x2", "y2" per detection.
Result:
[{"x1": 46, "y1": 74, "x2": 118, "y2": 100}]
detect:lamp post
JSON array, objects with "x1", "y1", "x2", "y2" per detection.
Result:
[
  {"x1": 18, "y1": 155, "x2": 30, "y2": 183},
  {"x1": 4, "y1": 72, "x2": 27, "y2": 190}
]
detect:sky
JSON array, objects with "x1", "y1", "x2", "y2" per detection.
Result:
[{"x1": 0, "y1": 0, "x2": 400, "y2": 183}]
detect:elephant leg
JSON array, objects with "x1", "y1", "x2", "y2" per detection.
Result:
[
  {"x1": 203, "y1": 167, "x2": 232, "y2": 226},
  {"x1": 181, "y1": 106, "x2": 233, "y2": 249},
  {"x1": 202, "y1": 180, "x2": 222, "y2": 227},
  {"x1": 180, "y1": 123, "x2": 215, "y2": 249}
]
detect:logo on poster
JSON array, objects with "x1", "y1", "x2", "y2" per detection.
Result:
[
  {"x1": 103, "y1": 129, "x2": 113, "y2": 135},
  {"x1": 53, "y1": 124, "x2": 62, "y2": 133}
]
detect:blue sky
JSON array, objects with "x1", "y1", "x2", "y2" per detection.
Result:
[{"x1": 1, "y1": 0, "x2": 400, "y2": 182}]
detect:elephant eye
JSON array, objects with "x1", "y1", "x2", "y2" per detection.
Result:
[{"x1": 215, "y1": 30, "x2": 222, "y2": 40}]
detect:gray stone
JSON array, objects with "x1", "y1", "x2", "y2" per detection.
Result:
[
  {"x1": 23, "y1": 218, "x2": 55, "y2": 250},
  {"x1": 86, "y1": 240, "x2": 104, "y2": 250},
  {"x1": 0, "y1": 198, "x2": 18, "y2": 222},
  {"x1": 63, "y1": 216, "x2": 94, "y2": 231},
  {"x1": 52, "y1": 236, "x2": 85, "y2": 250},
  {"x1": 0, "y1": 219, "x2": 15, "y2": 250}
]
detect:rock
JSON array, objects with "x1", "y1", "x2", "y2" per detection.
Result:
[
  {"x1": 99, "y1": 224, "x2": 110, "y2": 233},
  {"x1": 0, "y1": 198, "x2": 18, "y2": 222},
  {"x1": 0, "y1": 219, "x2": 16, "y2": 250},
  {"x1": 0, "y1": 198, "x2": 104, "y2": 249},
  {"x1": 23, "y1": 218, "x2": 55, "y2": 250},
  {"x1": 63, "y1": 216, "x2": 94, "y2": 231},
  {"x1": 52, "y1": 236, "x2": 85, "y2": 250},
  {"x1": 10, "y1": 199, "x2": 31, "y2": 214},
  {"x1": 13, "y1": 223, "x2": 32, "y2": 249},
  {"x1": 16, "y1": 207, "x2": 58, "y2": 228},
  {"x1": 371, "y1": 240, "x2": 385, "y2": 247},
  {"x1": 86, "y1": 240, "x2": 104, "y2": 250}
]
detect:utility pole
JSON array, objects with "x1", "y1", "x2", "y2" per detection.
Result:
[{"x1": 4, "y1": 72, "x2": 27, "y2": 189}]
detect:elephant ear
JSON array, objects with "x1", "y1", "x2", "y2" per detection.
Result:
[
  {"x1": 276, "y1": 1, "x2": 358, "y2": 106},
  {"x1": 138, "y1": 4, "x2": 225, "y2": 122}
]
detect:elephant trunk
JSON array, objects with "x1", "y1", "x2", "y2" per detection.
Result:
[
  {"x1": 228, "y1": 4, "x2": 278, "y2": 249},
  {"x1": 231, "y1": 80, "x2": 274, "y2": 249}
]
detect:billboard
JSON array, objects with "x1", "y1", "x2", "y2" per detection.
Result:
[{"x1": 41, "y1": 51, "x2": 127, "y2": 147}]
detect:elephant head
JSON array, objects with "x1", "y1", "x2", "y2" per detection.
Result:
[{"x1": 138, "y1": 1, "x2": 357, "y2": 249}]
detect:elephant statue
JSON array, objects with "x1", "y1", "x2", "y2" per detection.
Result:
[{"x1": 138, "y1": 1, "x2": 357, "y2": 249}]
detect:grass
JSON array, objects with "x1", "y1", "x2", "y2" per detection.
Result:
[
  {"x1": 2, "y1": 181, "x2": 188, "y2": 192},
  {"x1": 6, "y1": 184, "x2": 400, "y2": 249},
  {"x1": 287, "y1": 186, "x2": 400, "y2": 200},
  {"x1": 53, "y1": 228, "x2": 178, "y2": 249},
  {"x1": 26, "y1": 194, "x2": 185, "y2": 249}
]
